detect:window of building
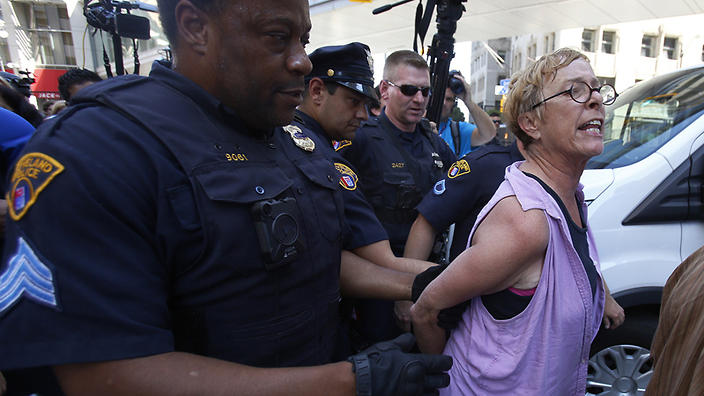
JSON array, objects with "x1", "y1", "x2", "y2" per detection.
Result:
[
  {"x1": 601, "y1": 31, "x2": 615, "y2": 54},
  {"x1": 12, "y1": 2, "x2": 77, "y2": 66},
  {"x1": 599, "y1": 77, "x2": 615, "y2": 87},
  {"x1": 701, "y1": 45, "x2": 704, "y2": 62},
  {"x1": 0, "y1": 38, "x2": 10, "y2": 67},
  {"x1": 641, "y1": 35, "x2": 657, "y2": 58},
  {"x1": 662, "y1": 37, "x2": 678, "y2": 60},
  {"x1": 582, "y1": 29, "x2": 596, "y2": 52}
]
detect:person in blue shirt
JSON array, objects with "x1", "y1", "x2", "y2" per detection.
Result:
[
  {"x1": 0, "y1": 107, "x2": 35, "y2": 191},
  {"x1": 437, "y1": 71, "x2": 496, "y2": 157}
]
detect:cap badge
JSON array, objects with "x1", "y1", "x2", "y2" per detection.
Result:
[
  {"x1": 283, "y1": 125, "x2": 315, "y2": 152},
  {"x1": 327, "y1": 69, "x2": 335, "y2": 77},
  {"x1": 365, "y1": 49, "x2": 374, "y2": 74}
]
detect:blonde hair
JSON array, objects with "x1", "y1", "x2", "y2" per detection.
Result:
[
  {"x1": 504, "y1": 48, "x2": 588, "y2": 146},
  {"x1": 383, "y1": 50, "x2": 428, "y2": 81}
]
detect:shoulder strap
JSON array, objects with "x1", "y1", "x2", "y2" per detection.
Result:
[
  {"x1": 74, "y1": 76, "x2": 226, "y2": 173},
  {"x1": 450, "y1": 121, "x2": 461, "y2": 156}
]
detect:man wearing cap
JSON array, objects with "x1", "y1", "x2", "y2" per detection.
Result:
[
  {"x1": 338, "y1": 50, "x2": 457, "y2": 344},
  {"x1": 296, "y1": 42, "x2": 432, "y2": 276}
]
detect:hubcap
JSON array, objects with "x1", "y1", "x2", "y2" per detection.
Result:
[{"x1": 585, "y1": 345, "x2": 653, "y2": 395}]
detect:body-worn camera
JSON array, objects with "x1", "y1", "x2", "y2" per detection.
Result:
[
  {"x1": 449, "y1": 70, "x2": 465, "y2": 95},
  {"x1": 251, "y1": 197, "x2": 305, "y2": 271}
]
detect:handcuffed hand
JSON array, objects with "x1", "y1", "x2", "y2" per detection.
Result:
[{"x1": 412, "y1": 265, "x2": 468, "y2": 331}]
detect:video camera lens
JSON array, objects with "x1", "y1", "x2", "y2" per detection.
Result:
[{"x1": 448, "y1": 70, "x2": 464, "y2": 95}]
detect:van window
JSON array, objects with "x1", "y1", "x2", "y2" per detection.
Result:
[{"x1": 587, "y1": 67, "x2": 704, "y2": 169}]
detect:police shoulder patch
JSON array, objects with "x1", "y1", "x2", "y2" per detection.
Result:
[
  {"x1": 7, "y1": 153, "x2": 64, "y2": 221},
  {"x1": 0, "y1": 237, "x2": 58, "y2": 314},
  {"x1": 332, "y1": 140, "x2": 352, "y2": 151},
  {"x1": 447, "y1": 159, "x2": 471, "y2": 179},
  {"x1": 335, "y1": 162, "x2": 358, "y2": 191}
]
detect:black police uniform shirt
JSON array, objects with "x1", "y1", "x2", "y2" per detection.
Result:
[
  {"x1": 340, "y1": 111, "x2": 457, "y2": 255},
  {"x1": 416, "y1": 142, "x2": 524, "y2": 261},
  {"x1": 293, "y1": 109, "x2": 388, "y2": 250},
  {"x1": 0, "y1": 61, "x2": 347, "y2": 372}
]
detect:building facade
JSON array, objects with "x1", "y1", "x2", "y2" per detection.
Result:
[
  {"x1": 0, "y1": 0, "x2": 165, "y2": 108},
  {"x1": 0, "y1": 0, "x2": 95, "y2": 105},
  {"x1": 468, "y1": 37, "x2": 512, "y2": 111},
  {"x1": 508, "y1": 14, "x2": 704, "y2": 94}
]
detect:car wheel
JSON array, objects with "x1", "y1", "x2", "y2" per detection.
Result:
[{"x1": 585, "y1": 309, "x2": 657, "y2": 395}]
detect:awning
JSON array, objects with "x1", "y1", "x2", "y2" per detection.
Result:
[{"x1": 31, "y1": 68, "x2": 68, "y2": 100}]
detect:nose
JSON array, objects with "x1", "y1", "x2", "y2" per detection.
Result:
[
  {"x1": 587, "y1": 88, "x2": 604, "y2": 109},
  {"x1": 288, "y1": 44, "x2": 313, "y2": 76},
  {"x1": 357, "y1": 103, "x2": 369, "y2": 121},
  {"x1": 412, "y1": 90, "x2": 426, "y2": 103}
]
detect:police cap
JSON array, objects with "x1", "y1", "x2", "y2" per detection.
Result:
[{"x1": 307, "y1": 42, "x2": 376, "y2": 101}]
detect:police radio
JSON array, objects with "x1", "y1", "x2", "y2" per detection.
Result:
[{"x1": 251, "y1": 198, "x2": 305, "y2": 270}]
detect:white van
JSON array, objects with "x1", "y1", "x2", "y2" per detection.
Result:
[{"x1": 583, "y1": 64, "x2": 704, "y2": 395}]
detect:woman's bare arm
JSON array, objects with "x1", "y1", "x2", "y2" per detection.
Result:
[{"x1": 411, "y1": 196, "x2": 549, "y2": 353}]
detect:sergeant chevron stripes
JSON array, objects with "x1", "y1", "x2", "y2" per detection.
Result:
[{"x1": 0, "y1": 237, "x2": 57, "y2": 313}]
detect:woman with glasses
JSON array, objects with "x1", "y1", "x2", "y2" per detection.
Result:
[{"x1": 411, "y1": 48, "x2": 623, "y2": 395}]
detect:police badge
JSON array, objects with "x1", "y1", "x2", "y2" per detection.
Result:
[{"x1": 283, "y1": 125, "x2": 315, "y2": 152}]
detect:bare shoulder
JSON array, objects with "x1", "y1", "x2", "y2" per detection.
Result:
[{"x1": 474, "y1": 195, "x2": 549, "y2": 255}]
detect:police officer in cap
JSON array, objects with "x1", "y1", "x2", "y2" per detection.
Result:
[
  {"x1": 0, "y1": 0, "x2": 452, "y2": 395},
  {"x1": 296, "y1": 42, "x2": 433, "y2": 276}
]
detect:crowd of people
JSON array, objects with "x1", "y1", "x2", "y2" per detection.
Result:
[{"x1": 0, "y1": 0, "x2": 698, "y2": 395}]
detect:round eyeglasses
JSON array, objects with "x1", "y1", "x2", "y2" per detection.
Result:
[{"x1": 531, "y1": 82, "x2": 618, "y2": 109}]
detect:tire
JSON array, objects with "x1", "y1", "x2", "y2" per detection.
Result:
[{"x1": 585, "y1": 308, "x2": 658, "y2": 396}]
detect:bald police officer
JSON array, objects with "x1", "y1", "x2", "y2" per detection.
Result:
[
  {"x1": 340, "y1": 50, "x2": 457, "y2": 343},
  {"x1": 0, "y1": 1, "x2": 451, "y2": 395}
]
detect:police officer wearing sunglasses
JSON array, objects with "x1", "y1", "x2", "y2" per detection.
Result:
[{"x1": 339, "y1": 50, "x2": 457, "y2": 345}]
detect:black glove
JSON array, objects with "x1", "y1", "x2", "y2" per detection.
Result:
[
  {"x1": 412, "y1": 265, "x2": 469, "y2": 331},
  {"x1": 347, "y1": 333, "x2": 452, "y2": 396}
]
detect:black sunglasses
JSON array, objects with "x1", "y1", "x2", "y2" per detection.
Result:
[{"x1": 386, "y1": 80, "x2": 431, "y2": 97}]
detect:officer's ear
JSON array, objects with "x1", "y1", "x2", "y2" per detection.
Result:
[
  {"x1": 174, "y1": 0, "x2": 210, "y2": 55},
  {"x1": 517, "y1": 111, "x2": 541, "y2": 141},
  {"x1": 380, "y1": 80, "x2": 391, "y2": 101},
  {"x1": 308, "y1": 78, "x2": 327, "y2": 105}
]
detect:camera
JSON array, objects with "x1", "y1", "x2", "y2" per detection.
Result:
[
  {"x1": 448, "y1": 70, "x2": 465, "y2": 95},
  {"x1": 84, "y1": 0, "x2": 155, "y2": 40},
  {"x1": 0, "y1": 71, "x2": 35, "y2": 97},
  {"x1": 251, "y1": 197, "x2": 305, "y2": 270}
]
